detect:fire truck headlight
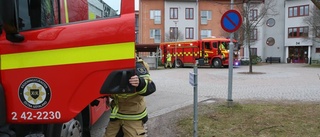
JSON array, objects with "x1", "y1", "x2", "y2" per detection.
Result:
[{"x1": 234, "y1": 61, "x2": 239, "y2": 66}]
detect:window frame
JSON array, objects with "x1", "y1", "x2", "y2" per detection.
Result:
[
  {"x1": 169, "y1": 27, "x2": 178, "y2": 40},
  {"x1": 288, "y1": 26, "x2": 309, "y2": 38},
  {"x1": 250, "y1": 29, "x2": 257, "y2": 40},
  {"x1": 288, "y1": 5, "x2": 309, "y2": 18},
  {"x1": 250, "y1": 48, "x2": 257, "y2": 56},
  {"x1": 150, "y1": 29, "x2": 161, "y2": 43},
  {"x1": 316, "y1": 26, "x2": 320, "y2": 38},
  {"x1": 170, "y1": 8, "x2": 178, "y2": 19},
  {"x1": 185, "y1": 27, "x2": 194, "y2": 39},
  {"x1": 200, "y1": 10, "x2": 212, "y2": 25},
  {"x1": 249, "y1": 9, "x2": 258, "y2": 21},
  {"x1": 266, "y1": 18, "x2": 275, "y2": 27},
  {"x1": 200, "y1": 29, "x2": 212, "y2": 39},
  {"x1": 185, "y1": 8, "x2": 194, "y2": 20},
  {"x1": 150, "y1": 10, "x2": 161, "y2": 24},
  {"x1": 266, "y1": 37, "x2": 275, "y2": 46}
]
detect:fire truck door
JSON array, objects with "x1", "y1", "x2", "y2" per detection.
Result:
[
  {"x1": 212, "y1": 42, "x2": 218, "y2": 55},
  {"x1": 163, "y1": 45, "x2": 167, "y2": 63}
]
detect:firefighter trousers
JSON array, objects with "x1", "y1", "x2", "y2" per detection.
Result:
[
  {"x1": 104, "y1": 119, "x2": 146, "y2": 137},
  {"x1": 165, "y1": 61, "x2": 172, "y2": 68}
]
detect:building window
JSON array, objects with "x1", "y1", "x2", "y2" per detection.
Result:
[
  {"x1": 185, "y1": 8, "x2": 194, "y2": 20},
  {"x1": 288, "y1": 5, "x2": 309, "y2": 17},
  {"x1": 200, "y1": 10, "x2": 212, "y2": 24},
  {"x1": 266, "y1": 18, "x2": 275, "y2": 27},
  {"x1": 249, "y1": 9, "x2": 258, "y2": 21},
  {"x1": 316, "y1": 26, "x2": 320, "y2": 38},
  {"x1": 200, "y1": 29, "x2": 211, "y2": 39},
  {"x1": 170, "y1": 27, "x2": 178, "y2": 40},
  {"x1": 150, "y1": 10, "x2": 161, "y2": 24},
  {"x1": 170, "y1": 8, "x2": 178, "y2": 19},
  {"x1": 250, "y1": 29, "x2": 257, "y2": 40},
  {"x1": 288, "y1": 27, "x2": 309, "y2": 38},
  {"x1": 150, "y1": 29, "x2": 161, "y2": 43},
  {"x1": 266, "y1": 37, "x2": 275, "y2": 46},
  {"x1": 250, "y1": 48, "x2": 257, "y2": 56},
  {"x1": 185, "y1": 27, "x2": 194, "y2": 39},
  {"x1": 316, "y1": 48, "x2": 320, "y2": 53}
]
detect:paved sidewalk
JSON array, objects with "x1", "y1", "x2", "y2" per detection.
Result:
[{"x1": 146, "y1": 63, "x2": 320, "y2": 118}]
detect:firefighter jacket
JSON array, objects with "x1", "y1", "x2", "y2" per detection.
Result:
[
  {"x1": 167, "y1": 53, "x2": 172, "y2": 62},
  {"x1": 109, "y1": 59, "x2": 156, "y2": 122}
]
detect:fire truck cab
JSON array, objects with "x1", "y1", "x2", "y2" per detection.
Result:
[{"x1": 160, "y1": 37, "x2": 239, "y2": 68}]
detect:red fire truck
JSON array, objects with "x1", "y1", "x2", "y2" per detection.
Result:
[
  {"x1": 160, "y1": 37, "x2": 239, "y2": 68},
  {"x1": 0, "y1": 0, "x2": 135, "y2": 136}
]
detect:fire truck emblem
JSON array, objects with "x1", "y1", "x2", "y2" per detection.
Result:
[{"x1": 19, "y1": 78, "x2": 51, "y2": 109}]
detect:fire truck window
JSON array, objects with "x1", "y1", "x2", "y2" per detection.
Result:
[
  {"x1": 212, "y1": 42, "x2": 218, "y2": 48},
  {"x1": 224, "y1": 42, "x2": 229, "y2": 50},
  {"x1": 17, "y1": 0, "x2": 122, "y2": 31},
  {"x1": 64, "y1": 0, "x2": 121, "y2": 23},
  {"x1": 204, "y1": 42, "x2": 211, "y2": 49},
  {"x1": 18, "y1": 0, "x2": 55, "y2": 31}
]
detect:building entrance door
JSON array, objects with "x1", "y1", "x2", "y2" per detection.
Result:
[{"x1": 288, "y1": 46, "x2": 308, "y2": 63}]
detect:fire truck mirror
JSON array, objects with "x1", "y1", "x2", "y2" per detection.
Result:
[
  {"x1": 234, "y1": 43, "x2": 239, "y2": 50},
  {"x1": 100, "y1": 69, "x2": 136, "y2": 94},
  {"x1": 0, "y1": 0, "x2": 24, "y2": 42}
]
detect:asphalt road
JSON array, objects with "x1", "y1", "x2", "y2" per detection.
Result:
[{"x1": 91, "y1": 63, "x2": 320, "y2": 136}]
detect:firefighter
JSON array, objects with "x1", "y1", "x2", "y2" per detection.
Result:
[
  {"x1": 219, "y1": 42, "x2": 227, "y2": 59},
  {"x1": 104, "y1": 55, "x2": 156, "y2": 137},
  {"x1": 165, "y1": 51, "x2": 172, "y2": 69}
]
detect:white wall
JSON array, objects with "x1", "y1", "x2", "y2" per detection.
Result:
[
  {"x1": 262, "y1": 0, "x2": 286, "y2": 60},
  {"x1": 164, "y1": 1, "x2": 198, "y2": 41}
]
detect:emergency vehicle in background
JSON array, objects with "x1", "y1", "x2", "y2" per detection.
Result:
[
  {"x1": 160, "y1": 37, "x2": 240, "y2": 68},
  {"x1": 0, "y1": 0, "x2": 135, "y2": 136}
]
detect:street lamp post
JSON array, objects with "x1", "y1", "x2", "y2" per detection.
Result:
[{"x1": 173, "y1": 21, "x2": 178, "y2": 68}]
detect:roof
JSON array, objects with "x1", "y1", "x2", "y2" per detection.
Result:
[{"x1": 135, "y1": 43, "x2": 159, "y2": 52}]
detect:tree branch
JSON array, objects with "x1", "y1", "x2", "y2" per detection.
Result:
[{"x1": 311, "y1": 0, "x2": 320, "y2": 9}]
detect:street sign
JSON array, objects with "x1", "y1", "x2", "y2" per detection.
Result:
[
  {"x1": 189, "y1": 72, "x2": 196, "y2": 86},
  {"x1": 221, "y1": 10, "x2": 242, "y2": 33}
]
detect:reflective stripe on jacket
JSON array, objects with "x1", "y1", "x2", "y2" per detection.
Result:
[{"x1": 109, "y1": 59, "x2": 155, "y2": 121}]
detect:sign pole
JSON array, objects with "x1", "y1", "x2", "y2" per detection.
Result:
[
  {"x1": 227, "y1": 0, "x2": 234, "y2": 107},
  {"x1": 189, "y1": 60, "x2": 198, "y2": 137}
]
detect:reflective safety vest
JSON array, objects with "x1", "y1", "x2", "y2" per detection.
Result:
[
  {"x1": 167, "y1": 53, "x2": 172, "y2": 62},
  {"x1": 109, "y1": 59, "x2": 153, "y2": 121}
]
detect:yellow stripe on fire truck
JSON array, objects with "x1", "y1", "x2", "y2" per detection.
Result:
[
  {"x1": 166, "y1": 52, "x2": 200, "y2": 57},
  {"x1": 1, "y1": 42, "x2": 134, "y2": 70}
]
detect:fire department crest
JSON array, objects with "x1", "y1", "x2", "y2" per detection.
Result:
[
  {"x1": 19, "y1": 78, "x2": 51, "y2": 109},
  {"x1": 136, "y1": 62, "x2": 148, "y2": 75}
]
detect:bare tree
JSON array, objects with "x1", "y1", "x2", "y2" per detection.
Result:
[
  {"x1": 311, "y1": 0, "x2": 320, "y2": 9},
  {"x1": 237, "y1": 0, "x2": 278, "y2": 73},
  {"x1": 303, "y1": 5, "x2": 320, "y2": 43},
  {"x1": 164, "y1": 30, "x2": 184, "y2": 42}
]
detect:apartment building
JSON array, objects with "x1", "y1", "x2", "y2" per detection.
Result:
[
  {"x1": 284, "y1": 0, "x2": 320, "y2": 63},
  {"x1": 137, "y1": 0, "x2": 320, "y2": 63}
]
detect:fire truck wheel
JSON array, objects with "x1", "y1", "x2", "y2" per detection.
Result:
[
  {"x1": 212, "y1": 58, "x2": 222, "y2": 68},
  {"x1": 174, "y1": 59, "x2": 183, "y2": 68},
  {"x1": 52, "y1": 113, "x2": 84, "y2": 137}
]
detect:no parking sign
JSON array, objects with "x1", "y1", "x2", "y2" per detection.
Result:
[{"x1": 221, "y1": 10, "x2": 242, "y2": 33}]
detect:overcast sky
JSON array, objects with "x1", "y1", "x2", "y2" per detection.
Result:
[
  {"x1": 105, "y1": 0, "x2": 139, "y2": 11},
  {"x1": 135, "y1": 0, "x2": 139, "y2": 10}
]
